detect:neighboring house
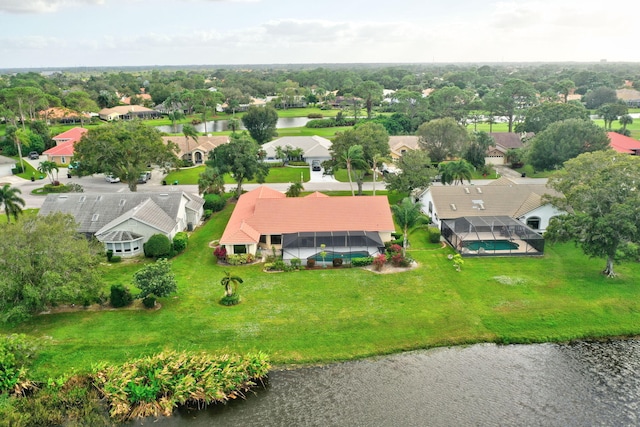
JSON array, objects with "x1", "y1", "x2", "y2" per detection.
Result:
[
  {"x1": 219, "y1": 186, "x2": 395, "y2": 263},
  {"x1": 39, "y1": 191, "x2": 204, "y2": 257},
  {"x1": 0, "y1": 155, "x2": 16, "y2": 177},
  {"x1": 608, "y1": 132, "x2": 640, "y2": 155},
  {"x1": 485, "y1": 132, "x2": 525, "y2": 165},
  {"x1": 419, "y1": 177, "x2": 564, "y2": 233},
  {"x1": 44, "y1": 127, "x2": 88, "y2": 165},
  {"x1": 388, "y1": 135, "x2": 419, "y2": 161},
  {"x1": 99, "y1": 105, "x2": 161, "y2": 121},
  {"x1": 39, "y1": 107, "x2": 91, "y2": 125},
  {"x1": 120, "y1": 93, "x2": 153, "y2": 105},
  {"x1": 162, "y1": 135, "x2": 230, "y2": 165},
  {"x1": 616, "y1": 89, "x2": 640, "y2": 108},
  {"x1": 261, "y1": 136, "x2": 332, "y2": 166}
]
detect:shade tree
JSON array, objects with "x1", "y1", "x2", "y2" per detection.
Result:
[
  {"x1": 241, "y1": 105, "x2": 279, "y2": 145},
  {"x1": 416, "y1": 117, "x2": 468, "y2": 163},
  {"x1": 383, "y1": 149, "x2": 436, "y2": 195}
]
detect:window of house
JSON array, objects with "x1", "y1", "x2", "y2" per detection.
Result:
[
  {"x1": 233, "y1": 245, "x2": 247, "y2": 254},
  {"x1": 259, "y1": 235, "x2": 267, "y2": 244},
  {"x1": 526, "y1": 217, "x2": 541, "y2": 230},
  {"x1": 271, "y1": 235, "x2": 282, "y2": 245}
]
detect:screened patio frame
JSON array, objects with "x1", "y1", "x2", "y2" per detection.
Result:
[
  {"x1": 281, "y1": 231, "x2": 385, "y2": 264},
  {"x1": 441, "y1": 216, "x2": 545, "y2": 257}
]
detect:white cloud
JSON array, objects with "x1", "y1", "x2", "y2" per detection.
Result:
[{"x1": 0, "y1": 0, "x2": 104, "y2": 13}]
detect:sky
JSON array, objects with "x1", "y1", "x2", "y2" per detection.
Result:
[{"x1": 0, "y1": 0, "x2": 637, "y2": 69}]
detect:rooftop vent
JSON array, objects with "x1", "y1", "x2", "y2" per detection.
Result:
[
  {"x1": 79, "y1": 196, "x2": 86, "y2": 202},
  {"x1": 119, "y1": 199, "x2": 126, "y2": 207},
  {"x1": 450, "y1": 203, "x2": 457, "y2": 211},
  {"x1": 464, "y1": 188, "x2": 470, "y2": 194},
  {"x1": 477, "y1": 188, "x2": 483, "y2": 194},
  {"x1": 91, "y1": 214, "x2": 99, "y2": 222}
]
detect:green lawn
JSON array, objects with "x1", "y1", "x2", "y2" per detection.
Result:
[
  {"x1": 4, "y1": 200, "x2": 640, "y2": 379},
  {"x1": 164, "y1": 165, "x2": 310, "y2": 185}
]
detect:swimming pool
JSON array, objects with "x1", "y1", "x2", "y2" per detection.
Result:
[
  {"x1": 463, "y1": 240, "x2": 519, "y2": 251},
  {"x1": 308, "y1": 250, "x2": 372, "y2": 262}
]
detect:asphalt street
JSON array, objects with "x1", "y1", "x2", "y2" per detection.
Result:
[{"x1": 0, "y1": 158, "x2": 547, "y2": 210}]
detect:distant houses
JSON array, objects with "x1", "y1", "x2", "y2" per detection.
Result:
[
  {"x1": 161, "y1": 135, "x2": 230, "y2": 165},
  {"x1": 98, "y1": 105, "x2": 161, "y2": 121}
]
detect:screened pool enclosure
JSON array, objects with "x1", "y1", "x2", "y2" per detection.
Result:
[
  {"x1": 441, "y1": 216, "x2": 544, "y2": 257},
  {"x1": 281, "y1": 231, "x2": 385, "y2": 264}
]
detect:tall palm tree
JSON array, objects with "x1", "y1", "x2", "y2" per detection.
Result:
[
  {"x1": 37, "y1": 160, "x2": 59, "y2": 185},
  {"x1": 440, "y1": 160, "x2": 473, "y2": 185},
  {"x1": 182, "y1": 124, "x2": 199, "y2": 164},
  {"x1": 286, "y1": 181, "x2": 304, "y2": 197},
  {"x1": 391, "y1": 198, "x2": 423, "y2": 256},
  {"x1": 220, "y1": 271, "x2": 243, "y2": 297},
  {"x1": 338, "y1": 144, "x2": 367, "y2": 196},
  {"x1": 0, "y1": 184, "x2": 26, "y2": 224},
  {"x1": 620, "y1": 114, "x2": 633, "y2": 131}
]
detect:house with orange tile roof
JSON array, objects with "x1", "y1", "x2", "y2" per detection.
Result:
[
  {"x1": 608, "y1": 132, "x2": 640, "y2": 155},
  {"x1": 44, "y1": 127, "x2": 88, "y2": 165},
  {"x1": 219, "y1": 186, "x2": 395, "y2": 264}
]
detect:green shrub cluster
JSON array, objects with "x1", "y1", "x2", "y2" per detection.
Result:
[
  {"x1": 0, "y1": 334, "x2": 38, "y2": 396},
  {"x1": 306, "y1": 258, "x2": 316, "y2": 268},
  {"x1": 133, "y1": 258, "x2": 177, "y2": 298},
  {"x1": 142, "y1": 294, "x2": 157, "y2": 309},
  {"x1": 265, "y1": 259, "x2": 301, "y2": 272},
  {"x1": 351, "y1": 257, "x2": 373, "y2": 267},
  {"x1": 110, "y1": 284, "x2": 133, "y2": 308},
  {"x1": 42, "y1": 183, "x2": 69, "y2": 193},
  {"x1": 307, "y1": 113, "x2": 323, "y2": 118},
  {"x1": 220, "y1": 294, "x2": 241, "y2": 306},
  {"x1": 109, "y1": 256, "x2": 122, "y2": 263},
  {"x1": 172, "y1": 232, "x2": 188, "y2": 253},
  {"x1": 203, "y1": 209, "x2": 213, "y2": 220},
  {"x1": 144, "y1": 234, "x2": 172, "y2": 258},
  {"x1": 288, "y1": 161, "x2": 308, "y2": 166},
  {"x1": 226, "y1": 253, "x2": 255, "y2": 265},
  {"x1": 305, "y1": 118, "x2": 356, "y2": 128},
  {"x1": 203, "y1": 194, "x2": 226, "y2": 212},
  {"x1": 428, "y1": 227, "x2": 441, "y2": 244}
]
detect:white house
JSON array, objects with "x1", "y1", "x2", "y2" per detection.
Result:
[
  {"x1": 39, "y1": 191, "x2": 204, "y2": 257},
  {"x1": 261, "y1": 136, "x2": 332, "y2": 166}
]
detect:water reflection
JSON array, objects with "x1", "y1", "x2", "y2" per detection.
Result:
[
  {"x1": 156, "y1": 117, "x2": 311, "y2": 134},
  {"x1": 136, "y1": 340, "x2": 640, "y2": 426}
]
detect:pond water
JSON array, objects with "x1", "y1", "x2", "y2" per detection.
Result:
[
  {"x1": 135, "y1": 339, "x2": 640, "y2": 426},
  {"x1": 156, "y1": 117, "x2": 311, "y2": 134}
]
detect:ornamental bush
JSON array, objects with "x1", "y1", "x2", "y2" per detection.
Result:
[
  {"x1": 226, "y1": 253, "x2": 255, "y2": 265},
  {"x1": 306, "y1": 258, "x2": 316, "y2": 268},
  {"x1": 172, "y1": 232, "x2": 188, "y2": 253},
  {"x1": 332, "y1": 258, "x2": 343, "y2": 267},
  {"x1": 352, "y1": 257, "x2": 373, "y2": 267},
  {"x1": 428, "y1": 227, "x2": 441, "y2": 244},
  {"x1": 213, "y1": 245, "x2": 227, "y2": 260},
  {"x1": 144, "y1": 234, "x2": 171, "y2": 259},
  {"x1": 110, "y1": 284, "x2": 133, "y2": 308},
  {"x1": 133, "y1": 258, "x2": 177, "y2": 298},
  {"x1": 373, "y1": 254, "x2": 387, "y2": 271},
  {"x1": 203, "y1": 194, "x2": 226, "y2": 212}
]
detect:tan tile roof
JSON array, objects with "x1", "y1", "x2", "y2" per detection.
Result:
[
  {"x1": 162, "y1": 135, "x2": 229, "y2": 158},
  {"x1": 489, "y1": 133, "x2": 523, "y2": 150},
  {"x1": 427, "y1": 178, "x2": 560, "y2": 219},
  {"x1": 220, "y1": 186, "x2": 395, "y2": 245},
  {"x1": 389, "y1": 136, "x2": 419, "y2": 157}
]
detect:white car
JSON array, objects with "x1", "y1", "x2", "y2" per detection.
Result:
[{"x1": 105, "y1": 174, "x2": 120, "y2": 183}]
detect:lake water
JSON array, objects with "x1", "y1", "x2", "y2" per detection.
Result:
[
  {"x1": 156, "y1": 117, "x2": 311, "y2": 134},
  {"x1": 137, "y1": 339, "x2": 640, "y2": 426}
]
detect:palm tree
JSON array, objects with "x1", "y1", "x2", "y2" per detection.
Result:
[
  {"x1": 37, "y1": 160, "x2": 59, "y2": 185},
  {"x1": 220, "y1": 270, "x2": 243, "y2": 297},
  {"x1": 182, "y1": 123, "x2": 199, "y2": 164},
  {"x1": 620, "y1": 114, "x2": 633, "y2": 131},
  {"x1": 227, "y1": 118, "x2": 240, "y2": 135},
  {"x1": 391, "y1": 198, "x2": 423, "y2": 256},
  {"x1": 286, "y1": 181, "x2": 304, "y2": 197},
  {"x1": 338, "y1": 144, "x2": 367, "y2": 196},
  {"x1": 0, "y1": 184, "x2": 26, "y2": 224},
  {"x1": 440, "y1": 160, "x2": 473, "y2": 185}
]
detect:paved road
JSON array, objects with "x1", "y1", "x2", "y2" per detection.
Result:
[{"x1": 0, "y1": 158, "x2": 548, "y2": 209}]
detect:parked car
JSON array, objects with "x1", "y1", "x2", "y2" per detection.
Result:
[
  {"x1": 138, "y1": 171, "x2": 151, "y2": 184},
  {"x1": 105, "y1": 174, "x2": 120, "y2": 183},
  {"x1": 311, "y1": 160, "x2": 322, "y2": 171},
  {"x1": 67, "y1": 161, "x2": 80, "y2": 170},
  {"x1": 28, "y1": 151, "x2": 39, "y2": 160}
]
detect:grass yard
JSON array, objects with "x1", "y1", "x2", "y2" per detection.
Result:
[
  {"x1": 164, "y1": 165, "x2": 310, "y2": 185},
  {"x1": 4, "y1": 200, "x2": 640, "y2": 379}
]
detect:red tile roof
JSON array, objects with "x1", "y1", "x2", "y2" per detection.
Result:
[
  {"x1": 220, "y1": 186, "x2": 395, "y2": 245},
  {"x1": 52, "y1": 127, "x2": 88, "y2": 144},
  {"x1": 44, "y1": 140, "x2": 75, "y2": 157},
  {"x1": 608, "y1": 132, "x2": 640, "y2": 154}
]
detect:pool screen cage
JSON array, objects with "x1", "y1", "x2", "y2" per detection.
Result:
[
  {"x1": 441, "y1": 216, "x2": 545, "y2": 257},
  {"x1": 281, "y1": 231, "x2": 385, "y2": 264}
]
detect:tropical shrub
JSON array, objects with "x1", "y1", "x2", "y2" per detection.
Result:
[
  {"x1": 213, "y1": 245, "x2": 227, "y2": 260},
  {"x1": 373, "y1": 254, "x2": 387, "y2": 271},
  {"x1": 142, "y1": 294, "x2": 157, "y2": 309},
  {"x1": 220, "y1": 294, "x2": 241, "y2": 306},
  {"x1": 332, "y1": 258, "x2": 343, "y2": 267},
  {"x1": 387, "y1": 244, "x2": 403, "y2": 256},
  {"x1": 106, "y1": 249, "x2": 113, "y2": 261},
  {"x1": 0, "y1": 334, "x2": 38, "y2": 396},
  {"x1": 226, "y1": 253, "x2": 255, "y2": 265},
  {"x1": 109, "y1": 256, "x2": 122, "y2": 263},
  {"x1": 290, "y1": 258, "x2": 302, "y2": 270},
  {"x1": 391, "y1": 253, "x2": 412, "y2": 267},
  {"x1": 203, "y1": 209, "x2": 213, "y2": 220},
  {"x1": 288, "y1": 161, "x2": 308, "y2": 166},
  {"x1": 203, "y1": 194, "x2": 226, "y2": 212},
  {"x1": 110, "y1": 284, "x2": 133, "y2": 308},
  {"x1": 132, "y1": 258, "x2": 177, "y2": 298},
  {"x1": 143, "y1": 234, "x2": 171, "y2": 259},
  {"x1": 306, "y1": 258, "x2": 316, "y2": 268},
  {"x1": 172, "y1": 232, "x2": 188, "y2": 253},
  {"x1": 307, "y1": 113, "x2": 323, "y2": 118},
  {"x1": 428, "y1": 227, "x2": 441, "y2": 244},
  {"x1": 351, "y1": 257, "x2": 373, "y2": 267}
]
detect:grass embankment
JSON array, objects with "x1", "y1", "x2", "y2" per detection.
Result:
[
  {"x1": 164, "y1": 165, "x2": 310, "y2": 185},
  {"x1": 4, "y1": 199, "x2": 640, "y2": 379}
]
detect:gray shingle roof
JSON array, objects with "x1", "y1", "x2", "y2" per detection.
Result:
[{"x1": 39, "y1": 191, "x2": 203, "y2": 235}]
